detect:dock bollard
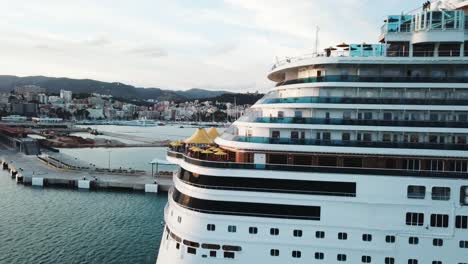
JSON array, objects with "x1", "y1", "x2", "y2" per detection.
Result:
[
  {"x1": 78, "y1": 180, "x2": 91, "y2": 189},
  {"x1": 16, "y1": 173, "x2": 23, "y2": 183},
  {"x1": 145, "y1": 183, "x2": 158, "y2": 193},
  {"x1": 32, "y1": 177, "x2": 44, "y2": 187}
]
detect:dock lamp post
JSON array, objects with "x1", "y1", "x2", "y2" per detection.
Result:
[{"x1": 107, "y1": 150, "x2": 111, "y2": 170}]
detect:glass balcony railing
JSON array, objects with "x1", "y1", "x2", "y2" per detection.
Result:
[
  {"x1": 244, "y1": 117, "x2": 468, "y2": 128},
  {"x1": 220, "y1": 135, "x2": 468, "y2": 151},
  {"x1": 260, "y1": 95, "x2": 468, "y2": 106},
  {"x1": 167, "y1": 150, "x2": 468, "y2": 179},
  {"x1": 276, "y1": 75, "x2": 468, "y2": 87}
]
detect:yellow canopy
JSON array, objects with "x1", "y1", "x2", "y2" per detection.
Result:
[
  {"x1": 214, "y1": 151, "x2": 227, "y2": 156},
  {"x1": 207, "y1": 127, "x2": 221, "y2": 140},
  {"x1": 191, "y1": 148, "x2": 202, "y2": 152},
  {"x1": 201, "y1": 150, "x2": 213, "y2": 154},
  {"x1": 184, "y1": 128, "x2": 214, "y2": 144}
]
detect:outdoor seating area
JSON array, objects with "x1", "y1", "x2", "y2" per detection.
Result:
[{"x1": 168, "y1": 127, "x2": 230, "y2": 162}]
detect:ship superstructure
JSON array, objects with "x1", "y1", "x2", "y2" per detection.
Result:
[{"x1": 157, "y1": 1, "x2": 468, "y2": 263}]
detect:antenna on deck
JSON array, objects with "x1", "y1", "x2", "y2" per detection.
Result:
[{"x1": 314, "y1": 26, "x2": 320, "y2": 54}]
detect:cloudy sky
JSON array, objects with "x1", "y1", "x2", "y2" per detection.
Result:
[{"x1": 0, "y1": 0, "x2": 417, "y2": 92}]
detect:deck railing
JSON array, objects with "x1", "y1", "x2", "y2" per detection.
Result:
[
  {"x1": 241, "y1": 117, "x2": 468, "y2": 128},
  {"x1": 275, "y1": 75, "x2": 468, "y2": 87},
  {"x1": 166, "y1": 150, "x2": 468, "y2": 179}
]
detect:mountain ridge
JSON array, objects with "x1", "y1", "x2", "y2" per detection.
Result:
[{"x1": 0, "y1": 75, "x2": 231, "y2": 101}]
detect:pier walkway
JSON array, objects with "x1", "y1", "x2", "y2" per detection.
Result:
[{"x1": 0, "y1": 149, "x2": 173, "y2": 193}]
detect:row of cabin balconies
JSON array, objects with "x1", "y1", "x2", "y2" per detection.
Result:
[
  {"x1": 259, "y1": 95, "x2": 468, "y2": 106},
  {"x1": 246, "y1": 109, "x2": 468, "y2": 124},
  {"x1": 223, "y1": 128, "x2": 468, "y2": 151},
  {"x1": 268, "y1": 87, "x2": 468, "y2": 101}
]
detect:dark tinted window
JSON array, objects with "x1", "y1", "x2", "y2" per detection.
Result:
[
  {"x1": 433, "y1": 238, "x2": 443, "y2": 247},
  {"x1": 315, "y1": 252, "x2": 324, "y2": 259},
  {"x1": 249, "y1": 227, "x2": 258, "y2": 234},
  {"x1": 292, "y1": 250, "x2": 301, "y2": 258},
  {"x1": 337, "y1": 254, "x2": 347, "y2": 261},
  {"x1": 270, "y1": 228, "x2": 279, "y2": 236},
  {"x1": 409, "y1": 237, "x2": 419, "y2": 245},
  {"x1": 270, "y1": 249, "x2": 279, "y2": 256},
  {"x1": 338, "y1": 232, "x2": 348, "y2": 240},
  {"x1": 173, "y1": 188, "x2": 321, "y2": 220},
  {"x1": 408, "y1": 185, "x2": 425, "y2": 199},
  {"x1": 432, "y1": 187, "x2": 450, "y2": 200},
  {"x1": 187, "y1": 247, "x2": 196, "y2": 255},
  {"x1": 293, "y1": 230, "x2": 303, "y2": 237},
  {"x1": 406, "y1": 212, "x2": 424, "y2": 226},
  {"x1": 430, "y1": 214, "x2": 449, "y2": 228},
  {"x1": 316, "y1": 231, "x2": 325, "y2": 238},
  {"x1": 386, "y1": 235, "x2": 396, "y2": 243},
  {"x1": 456, "y1": 215, "x2": 468, "y2": 229}
]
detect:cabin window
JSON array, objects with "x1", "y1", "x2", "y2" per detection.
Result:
[
  {"x1": 316, "y1": 231, "x2": 325, "y2": 238},
  {"x1": 362, "y1": 234, "x2": 372, "y2": 242},
  {"x1": 293, "y1": 230, "x2": 303, "y2": 237},
  {"x1": 270, "y1": 228, "x2": 279, "y2": 236},
  {"x1": 291, "y1": 131, "x2": 299, "y2": 139},
  {"x1": 433, "y1": 238, "x2": 443, "y2": 247},
  {"x1": 337, "y1": 254, "x2": 347, "y2": 261},
  {"x1": 409, "y1": 237, "x2": 419, "y2": 245},
  {"x1": 456, "y1": 215, "x2": 468, "y2": 229},
  {"x1": 315, "y1": 252, "x2": 324, "y2": 259},
  {"x1": 430, "y1": 214, "x2": 449, "y2": 228},
  {"x1": 386, "y1": 235, "x2": 396, "y2": 243},
  {"x1": 249, "y1": 227, "x2": 258, "y2": 234},
  {"x1": 432, "y1": 187, "x2": 450, "y2": 200},
  {"x1": 406, "y1": 212, "x2": 424, "y2": 226},
  {"x1": 408, "y1": 185, "x2": 426, "y2": 199},
  {"x1": 342, "y1": 133, "x2": 351, "y2": 141},
  {"x1": 460, "y1": 240, "x2": 468, "y2": 248},
  {"x1": 271, "y1": 131, "x2": 280, "y2": 138},
  {"x1": 292, "y1": 250, "x2": 301, "y2": 258},
  {"x1": 338, "y1": 232, "x2": 348, "y2": 240}
]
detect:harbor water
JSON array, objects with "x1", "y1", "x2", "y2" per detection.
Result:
[
  {"x1": 0, "y1": 125, "x2": 215, "y2": 264},
  {"x1": 0, "y1": 172, "x2": 167, "y2": 264}
]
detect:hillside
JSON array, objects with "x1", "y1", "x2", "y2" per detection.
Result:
[
  {"x1": 200, "y1": 93, "x2": 264, "y2": 105},
  {"x1": 0, "y1": 75, "x2": 232, "y2": 101}
]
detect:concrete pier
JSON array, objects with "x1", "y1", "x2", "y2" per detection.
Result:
[{"x1": 1, "y1": 150, "x2": 173, "y2": 193}]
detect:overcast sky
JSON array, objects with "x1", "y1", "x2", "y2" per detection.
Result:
[{"x1": 0, "y1": 0, "x2": 417, "y2": 92}]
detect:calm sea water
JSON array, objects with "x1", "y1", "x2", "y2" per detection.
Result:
[
  {"x1": 0, "y1": 125, "x2": 208, "y2": 264},
  {"x1": 0, "y1": 173, "x2": 167, "y2": 264}
]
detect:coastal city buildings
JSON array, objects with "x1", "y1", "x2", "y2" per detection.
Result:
[{"x1": 0, "y1": 85, "x2": 251, "y2": 122}]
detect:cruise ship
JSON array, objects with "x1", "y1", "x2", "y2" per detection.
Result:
[{"x1": 157, "y1": 1, "x2": 468, "y2": 263}]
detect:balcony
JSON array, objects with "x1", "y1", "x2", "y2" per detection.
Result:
[
  {"x1": 220, "y1": 135, "x2": 468, "y2": 151},
  {"x1": 167, "y1": 149, "x2": 468, "y2": 179},
  {"x1": 276, "y1": 75, "x2": 468, "y2": 87},
  {"x1": 243, "y1": 117, "x2": 468, "y2": 128},
  {"x1": 260, "y1": 95, "x2": 468, "y2": 106}
]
